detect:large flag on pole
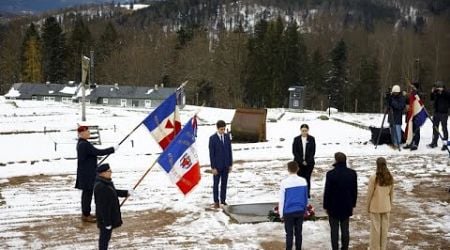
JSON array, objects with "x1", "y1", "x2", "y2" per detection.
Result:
[
  {"x1": 143, "y1": 92, "x2": 182, "y2": 149},
  {"x1": 405, "y1": 90, "x2": 427, "y2": 145},
  {"x1": 157, "y1": 117, "x2": 201, "y2": 195}
]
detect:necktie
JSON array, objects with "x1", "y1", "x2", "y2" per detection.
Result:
[{"x1": 221, "y1": 135, "x2": 224, "y2": 143}]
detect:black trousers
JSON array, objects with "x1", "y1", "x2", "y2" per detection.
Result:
[
  {"x1": 329, "y1": 216, "x2": 350, "y2": 250},
  {"x1": 412, "y1": 122, "x2": 420, "y2": 146},
  {"x1": 297, "y1": 163, "x2": 314, "y2": 198},
  {"x1": 81, "y1": 189, "x2": 93, "y2": 216},
  {"x1": 284, "y1": 212, "x2": 304, "y2": 250},
  {"x1": 432, "y1": 113, "x2": 448, "y2": 144},
  {"x1": 99, "y1": 227, "x2": 112, "y2": 250}
]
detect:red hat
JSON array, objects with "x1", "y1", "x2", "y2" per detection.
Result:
[{"x1": 77, "y1": 125, "x2": 89, "y2": 133}]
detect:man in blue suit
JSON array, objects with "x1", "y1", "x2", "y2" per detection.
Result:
[{"x1": 209, "y1": 120, "x2": 233, "y2": 208}]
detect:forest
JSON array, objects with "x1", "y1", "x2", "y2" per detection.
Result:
[{"x1": 0, "y1": 0, "x2": 449, "y2": 112}]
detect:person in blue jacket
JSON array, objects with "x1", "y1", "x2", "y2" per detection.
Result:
[
  {"x1": 76, "y1": 125, "x2": 118, "y2": 222},
  {"x1": 209, "y1": 120, "x2": 233, "y2": 208},
  {"x1": 279, "y1": 161, "x2": 308, "y2": 250},
  {"x1": 388, "y1": 85, "x2": 406, "y2": 149}
]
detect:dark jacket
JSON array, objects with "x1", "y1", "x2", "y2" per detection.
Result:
[
  {"x1": 388, "y1": 94, "x2": 406, "y2": 125},
  {"x1": 323, "y1": 162, "x2": 358, "y2": 219},
  {"x1": 292, "y1": 135, "x2": 316, "y2": 166},
  {"x1": 94, "y1": 176, "x2": 128, "y2": 229},
  {"x1": 75, "y1": 138, "x2": 114, "y2": 190},
  {"x1": 209, "y1": 133, "x2": 233, "y2": 170},
  {"x1": 430, "y1": 89, "x2": 450, "y2": 114}
]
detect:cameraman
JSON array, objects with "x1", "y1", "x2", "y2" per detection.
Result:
[
  {"x1": 388, "y1": 85, "x2": 406, "y2": 149},
  {"x1": 428, "y1": 81, "x2": 450, "y2": 150}
]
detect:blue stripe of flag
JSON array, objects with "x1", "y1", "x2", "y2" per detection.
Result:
[
  {"x1": 143, "y1": 93, "x2": 177, "y2": 131},
  {"x1": 157, "y1": 118, "x2": 196, "y2": 173},
  {"x1": 413, "y1": 108, "x2": 427, "y2": 127}
]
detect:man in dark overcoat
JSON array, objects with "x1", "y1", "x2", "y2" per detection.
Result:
[
  {"x1": 76, "y1": 125, "x2": 117, "y2": 222},
  {"x1": 94, "y1": 163, "x2": 129, "y2": 250},
  {"x1": 323, "y1": 152, "x2": 358, "y2": 250}
]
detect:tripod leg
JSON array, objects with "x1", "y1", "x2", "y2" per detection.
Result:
[{"x1": 375, "y1": 107, "x2": 389, "y2": 149}]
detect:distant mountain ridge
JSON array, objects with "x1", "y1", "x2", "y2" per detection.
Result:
[{"x1": 0, "y1": 0, "x2": 114, "y2": 14}]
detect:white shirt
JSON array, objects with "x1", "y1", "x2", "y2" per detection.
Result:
[
  {"x1": 217, "y1": 132, "x2": 224, "y2": 143},
  {"x1": 301, "y1": 136, "x2": 307, "y2": 161}
]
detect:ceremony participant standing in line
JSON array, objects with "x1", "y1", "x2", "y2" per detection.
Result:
[
  {"x1": 323, "y1": 152, "x2": 358, "y2": 250},
  {"x1": 403, "y1": 81, "x2": 422, "y2": 151},
  {"x1": 388, "y1": 85, "x2": 406, "y2": 150},
  {"x1": 94, "y1": 164, "x2": 129, "y2": 250},
  {"x1": 367, "y1": 157, "x2": 394, "y2": 250},
  {"x1": 209, "y1": 120, "x2": 233, "y2": 208},
  {"x1": 279, "y1": 161, "x2": 308, "y2": 250},
  {"x1": 292, "y1": 124, "x2": 316, "y2": 198},
  {"x1": 76, "y1": 125, "x2": 118, "y2": 222},
  {"x1": 428, "y1": 80, "x2": 450, "y2": 150}
]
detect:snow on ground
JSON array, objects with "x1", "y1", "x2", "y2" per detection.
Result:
[{"x1": 0, "y1": 98, "x2": 449, "y2": 249}]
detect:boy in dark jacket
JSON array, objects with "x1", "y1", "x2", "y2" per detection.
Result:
[
  {"x1": 94, "y1": 164, "x2": 129, "y2": 250},
  {"x1": 323, "y1": 152, "x2": 357, "y2": 250}
]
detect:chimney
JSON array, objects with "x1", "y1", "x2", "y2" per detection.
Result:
[
  {"x1": 114, "y1": 83, "x2": 119, "y2": 89},
  {"x1": 160, "y1": 83, "x2": 164, "y2": 88},
  {"x1": 154, "y1": 84, "x2": 158, "y2": 90}
]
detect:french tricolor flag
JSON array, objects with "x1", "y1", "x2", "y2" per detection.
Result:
[
  {"x1": 157, "y1": 117, "x2": 201, "y2": 195},
  {"x1": 143, "y1": 93, "x2": 181, "y2": 150},
  {"x1": 405, "y1": 91, "x2": 427, "y2": 145}
]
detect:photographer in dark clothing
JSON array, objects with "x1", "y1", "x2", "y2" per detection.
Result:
[
  {"x1": 428, "y1": 81, "x2": 450, "y2": 150},
  {"x1": 388, "y1": 85, "x2": 406, "y2": 149}
]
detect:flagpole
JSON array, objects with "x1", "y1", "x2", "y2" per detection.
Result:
[
  {"x1": 98, "y1": 121, "x2": 144, "y2": 166},
  {"x1": 98, "y1": 81, "x2": 189, "y2": 166},
  {"x1": 120, "y1": 158, "x2": 159, "y2": 207}
]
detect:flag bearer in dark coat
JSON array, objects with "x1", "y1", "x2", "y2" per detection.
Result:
[
  {"x1": 94, "y1": 163, "x2": 129, "y2": 250},
  {"x1": 76, "y1": 125, "x2": 118, "y2": 222},
  {"x1": 388, "y1": 85, "x2": 406, "y2": 149},
  {"x1": 428, "y1": 80, "x2": 450, "y2": 150},
  {"x1": 323, "y1": 152, "x2": 358, "y2": 250}
]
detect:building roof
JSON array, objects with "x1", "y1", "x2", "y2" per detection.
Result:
[
  {"x1": 5, "y1": 83, "x2": 178, "y2": 101},
  {"x1": 5, "y1": 83, "x2": 77, "y2": 99},
  {"x1": 82, "y1": 84, "x2": 176, "y2": 101}
]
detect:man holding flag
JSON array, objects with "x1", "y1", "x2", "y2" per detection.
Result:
[{"x1": 404, "y1": 81, "x2": 427, "y2": 150}]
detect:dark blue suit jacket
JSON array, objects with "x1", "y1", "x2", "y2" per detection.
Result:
[{"x1": 209, "y1": 133, "x2": 233, "y2": 170}]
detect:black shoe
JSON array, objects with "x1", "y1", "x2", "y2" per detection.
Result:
[
  {"x1": 441, "y1": 145, "x2": 447, "y2": 151},
  {"x1": 428, "y1": 143, "x2": 437, "y2": 148},
  {"x1": 410, "y1": 145, "x2": 418, "y2": 151},
  {"x1": 403, "y1": 144, "x2": 411, "y2": 149},
  {"x1": 221, "y1": 202, "x2": 228, "y2": 206}
]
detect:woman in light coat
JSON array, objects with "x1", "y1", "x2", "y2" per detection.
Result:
[{"x1": 367, "y1": 157, "x2": 394, "y2": 250}]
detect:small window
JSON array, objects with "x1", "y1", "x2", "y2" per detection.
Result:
[
  {"x1": 145, "y1": 100, "x2": 152, "y2": 108},
  {"x1": 103, "y1": 98, "x2": 109, "y2": 104},
  {"x1": 120, "y1": 99, "x2": 127, "y2": 107},
  {"x1": 62, "y1": 97, "x2": 71, "y2": 103},
  {"x1": 32, "y1": 96, "x2": 38, "y2": 100},
  {"x1": 44, "y1": 96, "x2": 55, "y2": 102}
]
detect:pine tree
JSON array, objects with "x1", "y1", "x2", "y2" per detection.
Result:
[
  {"x1": 42, "y1": 16, "x2": 66, "y2": 83},
  {"x1": 281, "y1": 20, "x2": 308, "y2": 107},
  {"x1": 325, "y1": 39, "x2": 347, "y2": 111},
  {"x1": 97, "y1": 21, "x2": 118, "y2": 63},
  {"x1": 354, "y1": 55, "x2": 380, "y2": 112},
  {"x1": 67, "y1": 17, "x2": 93, "y2": 83},
  {"x1": 20, "y1": 23, "x2": 42, "y2": 83},
  {"x1": 245, "y1": 19, "x2": 269, "y2": 107}
]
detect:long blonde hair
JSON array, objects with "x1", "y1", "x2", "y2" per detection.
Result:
[{"x1": 375, "y1": 157, "x2": 393, "y2": 186}]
